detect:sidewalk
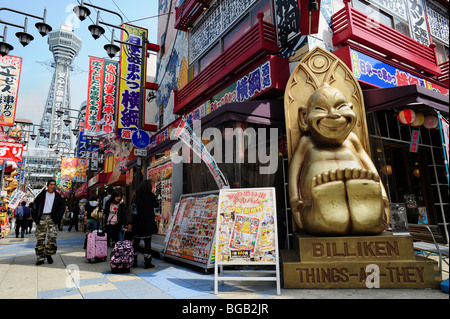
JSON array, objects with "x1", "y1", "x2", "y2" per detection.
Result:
[{"x1": 0, "y1": 226, "x2": 448, "y2": 300}]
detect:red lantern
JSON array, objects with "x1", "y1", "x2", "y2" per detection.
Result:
[
  {"x1": 398, "y1": 109, "x2": 416, "y2": 124},
  {"x1": 423, "y1": 115, "x2": 439, "y2": 129}
]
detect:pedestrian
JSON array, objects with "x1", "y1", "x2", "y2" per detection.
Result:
[
  {"x1": 85, "y1": 194, "x2": 99, "y2": 234},
  {"x1": 67, "y1": 200, "x2": 79, "y2": 232},
  {"x1": 26, "y1": 202, "x2": 33, "y2": 234},
  {"x1": 102, "y1": 186, "x2": 113, "y2": 210},
  {"x1": 14, "y1": 201, "x2": 28, "y2": 238},
  {"x1": 103, "y1": 189, "x2": 126, "y2": 247},
  {"x1": 31, "y1": 179, "x2": 65, "y2": 265},
  {"x1": 132, "y1": 180, "x2": 159, "y2": 269}
]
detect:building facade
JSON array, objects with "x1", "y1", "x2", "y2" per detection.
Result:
[{"x1": 138, "y1": 0, "x2": 449, "y2": 250}]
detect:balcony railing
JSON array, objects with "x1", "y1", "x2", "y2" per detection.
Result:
[
  {"x1": 175, "y1": 0, "x2": 212, "y2": 31},
  {"x1": 331, "y1": 0, "x2": 441, "y2": 77},
  {"x1": 437, "y1": 61, "x2": 449, "y2": 86},
  {"x1": 173, "y1": 12, "x2": 279, "y2": 115}
]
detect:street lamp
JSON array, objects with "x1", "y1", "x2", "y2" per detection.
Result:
[
  {"x1": 0, "y1": 7, "x2": 52, "y2": 56},
  {"x1": 72, "y1": 0, "x2": 142, "y2": 59}
]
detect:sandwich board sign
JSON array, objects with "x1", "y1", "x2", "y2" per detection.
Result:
[{"x1": 214, "y1": 187, "x2": 280, "y2": 295}]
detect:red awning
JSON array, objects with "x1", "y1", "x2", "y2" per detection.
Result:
[{"x1": 74, "y1": 183, "x2": 87, "y2": 199}]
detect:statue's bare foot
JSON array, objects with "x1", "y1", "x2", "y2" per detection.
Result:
[
  {"x1": 306, "y1": 172, "x2": 350, "y2": 235},
  {"x1": 346, "y1": 176, "x2": 385, "y2": 234}
]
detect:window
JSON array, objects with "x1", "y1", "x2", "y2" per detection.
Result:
[
  {"x1": 188, "y1": 0, "x2": 273, "y2": 81},
  {"x1": 251, "y1": 0, "x2": 273, "y2": 24},
  {"x1": 394, "y1": 18, "x2": 410, "y2": 37},
  {"x1": 199, "y1": 44, "x2": 221, "y2": 72},
  {"x1": 353, "y1": 0, "x2": 394, "y2": 29},
  {"x1": 223, "y1": 16, "x2": 251, "y2": 52},
  {"x1": 433, "y1": 41, "x2": 449, "y2": 64}
]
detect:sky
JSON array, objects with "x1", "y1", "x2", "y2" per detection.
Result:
[{"x1": 2, "y1": 0, "x2": 159, "y2": 127}]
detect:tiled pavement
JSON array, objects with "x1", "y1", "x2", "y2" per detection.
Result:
[{"x1": 0, "y1": 226, "x2": 448, "y2": 300}]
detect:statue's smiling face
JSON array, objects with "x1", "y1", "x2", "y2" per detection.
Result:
[{"x1": 307, "y1": 85, "x2": 356, "y2": 144}]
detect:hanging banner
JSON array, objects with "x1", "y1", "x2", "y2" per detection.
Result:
[
  {"x1": 116, "y1": 24, "x2": 147, "y2": 140},
  {"x1": 0, "y1": 55, "x2": 22, "y2": 127},
  {"x1": 0, "y1": 141, "x2": 23, "y2": 161},
  {"x1": 60, "y1": 157, "x2": 88, "y2": 182},
  {"x1": 438, "y1": 112, "x2": 449, "y2": 183},
  {"x1": 174, "y1": 118, "x2": 229, "y2": 189},
  {"x1": 85, "y1": 57, "x2": 119, "y2": 136},
  {"x1": 409, "y1": 130, "x2": 420, "y2": 152}
]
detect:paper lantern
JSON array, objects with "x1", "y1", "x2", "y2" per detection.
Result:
[
  {"x1": 398, "y1": 109, "x2": 416, "y2": 124},
  {"x1": 411, "y1": 112, "x2": 424, "y2": 127},
  {"x1": 380, "y1": 164, "x2": 392, "y2": 176},
  {"x1": 423, "y1": 115, "x2": 439, "y2": 129}
]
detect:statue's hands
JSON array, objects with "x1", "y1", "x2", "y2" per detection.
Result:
[{"x1": 290, "y1": 197, "x2": 303, "y2": 213}]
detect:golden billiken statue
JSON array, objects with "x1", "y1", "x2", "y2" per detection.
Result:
[{"x1": 286, "y1": 47, "x2": 389, "y2": 236}]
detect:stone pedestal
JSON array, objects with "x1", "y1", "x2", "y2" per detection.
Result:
[{"x1": 281, "y1": 232, "x2": 440, "y2": 288}]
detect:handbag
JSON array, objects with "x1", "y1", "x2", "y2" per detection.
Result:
[{"x1": 91, "y1": 207, "x2": 100, "y2": 220}]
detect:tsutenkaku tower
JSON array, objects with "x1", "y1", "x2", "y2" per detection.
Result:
[{"x1": 35, "y1": 21, "x2": 82, "y2": 153}]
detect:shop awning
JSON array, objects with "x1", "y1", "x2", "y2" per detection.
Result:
[
  {"x1": 363, "y1": 84, "x2": 449, "y2": 115},
  {"x1": 146, "y1": 99, "x2": 285, "y2": 158},
  {"x1": 107, "y1": 164, "x2": 126, "y2": 186},
  {"x1": 74, "y1": 183, "x2": 87, "y2": 199},
  {"x1": 201, "y1": 99, "x2": 285, "y2": 129}
]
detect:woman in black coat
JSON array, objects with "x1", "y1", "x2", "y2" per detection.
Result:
[
  {"x1": 132, "y1": 180, "x2": 159, "y2": 268},
  {"x1": 103, "y1": 189, "x2": 127, "y2": 247}
]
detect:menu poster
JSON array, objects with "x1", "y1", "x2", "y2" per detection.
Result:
[
  {"x1": 165, "y1": 194, "x2": 219, "y2": 265},
  {"x1": 217, "y1": 188, "x2": 277, "y2": 263},
  {"x1": 148, "y1": 161, "x2": 173, "y2": 235}
]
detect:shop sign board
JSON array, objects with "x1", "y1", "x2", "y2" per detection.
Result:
[
  {"x1": 349, "y1": 48, "x2": 449, "y2": 95},
  {"x1": 149, "y1": 56, "x2": 286, "y2": 150},
  {"x1": 0, "y1": 141, "x2": 23, "y2": 161},
  {"x1": 214, "y1": 187, "x2": 280, "y2": 294},
  {"x1": 60, "y1": 157, "x2": 88, "y2": 182},
  {"x1": 0, "y1": 55, "x2": 22, "y2": 127},
  {"x1": 117, "y1": 24, "x2": 148, "y2": 140}
]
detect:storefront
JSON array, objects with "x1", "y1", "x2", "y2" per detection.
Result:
[
  {"x1": 334, "y1": 46, "x2": 449, "y2": 243},
  {"x1": 144, "y1": 98, "x2": 288, "y2": 253}
]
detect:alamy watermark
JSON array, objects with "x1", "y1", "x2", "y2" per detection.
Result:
[{"x1": 170, "y1": 120, "x2": 279, "y2": 175}]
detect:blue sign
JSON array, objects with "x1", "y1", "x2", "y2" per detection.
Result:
[
  {"x1": 77, "y1": 131, "x2": 99, "y2": 158},
  {"x1": 132, "y1": 129, "x2": 150, "y2": 149}
]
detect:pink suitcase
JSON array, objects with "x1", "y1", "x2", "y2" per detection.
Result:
[{"x1": 86, "y1": 231, "x2": 108, "y2": 262}]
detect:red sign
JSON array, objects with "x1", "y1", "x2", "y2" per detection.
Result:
[
  {"x1": 0, "y1": 141, "x2": 23, "y2": 161},
  {"x1": 85, "y1": 56, "x2": 119, "y2": 136},
  {"x1": 410, "y1": 130, "x2": 420, "y2": 153}
]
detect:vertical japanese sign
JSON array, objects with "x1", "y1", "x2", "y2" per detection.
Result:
[
  {"x1": 406, "y1": 0, "x2": 431, "y2": 46},
  {"x1": 409, "y1": 130, "x2": 420, "y2": 152},
  {"x1": 77, "y1": 131, "x2": 99, "y2": 170},
  {"x1": 85, "y1": 57, "x2": 119, "y2": 136},
  {"x1": 117, "y1": 24, "x2": 147, "y2": 140},
  {"x1": 0, "y1": 55, "x2": 22, "y2": 127}
]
